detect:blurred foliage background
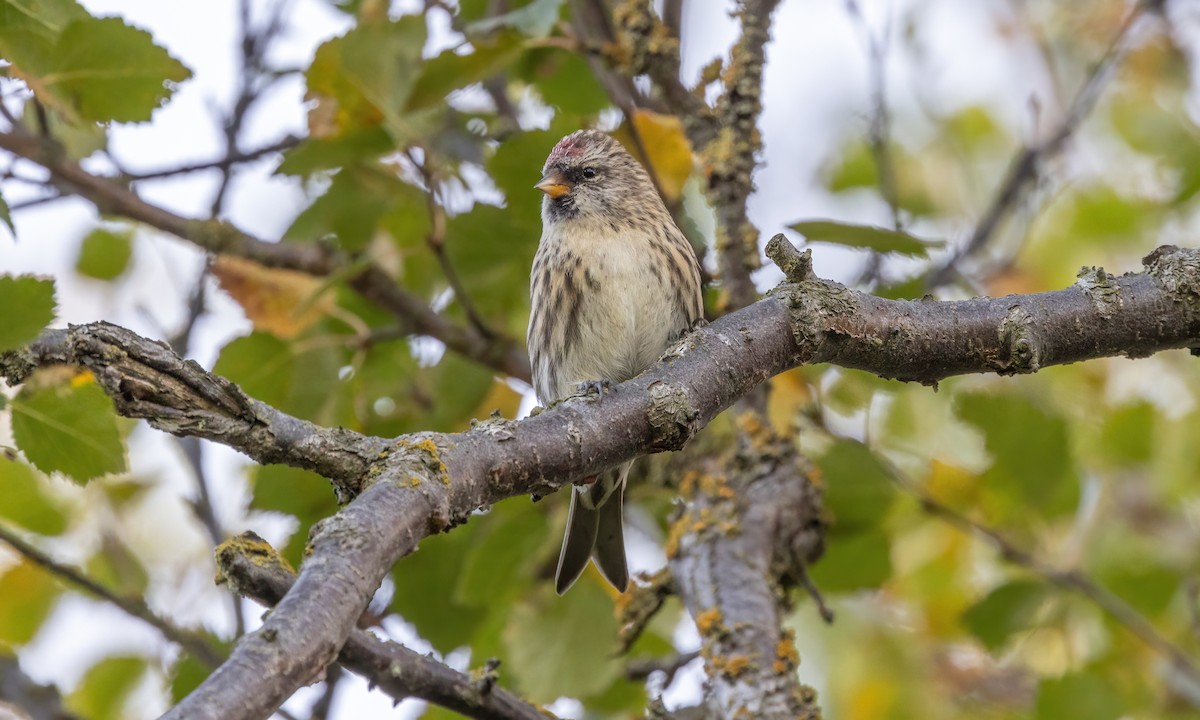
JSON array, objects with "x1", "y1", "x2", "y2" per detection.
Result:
[{"x1": 1, "y1": 0, "x2": 1200, "y2": 718}]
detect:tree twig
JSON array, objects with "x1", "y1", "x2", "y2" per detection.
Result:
[
  {"x1": 408, "y1": 147, "x2": 496, "y2": 339},
  {"x1": 0, "y1": 523, "x2": 223, "y2": 669},
  {"x1": 899, "y1": 476, "x2": 1200, "y2": 690},
  {"x1": 0, "y1": 128, "x2": 532, "y2": 382},
  {"x1": 926, "y1": 0, "x2": 1153, "y2": 289},
  {"x1": 121, "y1": 136, "x2": 300, "y2": 182}
]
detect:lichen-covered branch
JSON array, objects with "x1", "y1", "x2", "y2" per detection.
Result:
[
  {"x1": 214, "y1": 532, "x2": 552, "y2": 720},
  {"x1": 667, "y1": 415, "x2": 824, "y2": 719},
  {"x1": 704, "y1": 0, "x2": 780, "y2": 312},
  {"x1": 4, "y1": 243, "x2": 1200, "y2": 718}
]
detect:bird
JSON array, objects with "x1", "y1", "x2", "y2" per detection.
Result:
[{"x1": 528, "y1": 129, "x2": 704, "y2": 594}]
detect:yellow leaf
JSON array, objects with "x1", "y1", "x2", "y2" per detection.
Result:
[
  {"x1": 617, "y1": 109, "x2": 694, "y2": 201},
  {"x1": 212, "y1": 256, "x2": 332, "y2": 338},
  {"x1": 766, "y1": 369, "x2": 810, "y2": 432}
]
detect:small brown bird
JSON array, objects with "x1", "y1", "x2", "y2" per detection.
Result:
[{"x1": 528, "y1": 130, "x2": 704, "y2": 594}]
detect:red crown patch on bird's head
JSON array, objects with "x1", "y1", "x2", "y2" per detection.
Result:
[{"x1": 546, "y1": 130, "x2": 601, "y2": 166}]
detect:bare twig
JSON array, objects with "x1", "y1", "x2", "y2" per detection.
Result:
[
  {"x1": 906, "y1": 482, "x2": 1200, "y2": 689},
  {"x1": 626, "y1": 650, "x2": 700, "y2": 683},
  {"x1": 0, "y1": 523, "x2": 223, "y2": 668},
  {"x1": 409, "y1": 148, "x2": 496, "y2": 339},
  {"x1": 122, "y1": 136, "x2": 300, "y2": 182},
  {"x1": 0, "y1": 128, "x2": 532, "y2": 382},
  {"x1": 209, "y1": 0, "x2": 291, "y2": 216},
  {"x1": 0, "y1": 654, "x2": 84, "y2": 720},
  {"x1": 927, "y1": 0, "x2": 1153, "y2": 288}
]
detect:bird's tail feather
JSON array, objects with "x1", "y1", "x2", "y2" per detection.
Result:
[
  {"x1": 592, "y1": 485, "x2": 628, "y2": 591},
  {"x1": 555, "y1": 464, "x2": 630, "y2": 594},
  {"x1": 555, "y1": 489, "x2": 599, "y2": 594}
]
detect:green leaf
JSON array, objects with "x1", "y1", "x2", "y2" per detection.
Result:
[
  {"x1": 66, "y1": 656, "x2": 147, "y2": 720},
  {"x1": 1035, "y1": 671, "x2": 1125, "y2": 720},
  {"x1": 170, "y1": 653, "x2": 211, "y2": 704},
  {"x1": 1097, "y1": 401, "x2": 1155, "y2": 468},
  {"x1": 961, "y1": 580, "x2": 1050, "y2": 651},
  {"x1": 10, "y1": 375, "x2": 126, "y2": 483},
  {"x1": 0, "y1": 0, "x2": 89, "y2": 80},
  {"x1": 286, "y1": 165, "x2": 422, "y2": 251},
  {"x1": 956, "y1": 392, "x2": 1079, "y2": 517},
  {"x1": 0, "y1": 560, "x2": 60, "y2": 645},
  {"x1": 276, "y1": 127, "x2": 393, "y2": 175},
  {"x1": 407, "y1": 37, "x2": 525, "y2": 112},
  {"x1": 391, "y1": 521, "x2": 489, "y2": 653},
  {"x1": 0, "y1": 457, "x2": 68, "y2": 535},
  {"x1": 817, "y1": 440, "x2": 896, "y2": 532},
  {"x1": 86, "y1": 535, "x2": 149, "y2": 598},
  {"x1": 428, "y1": 353, "x2": 500, "y2": 431},
  {"x1": 0, "y1": 275, "x2": 55, "y2": 351},
  {"x1": 18, "y1": 100, "x2": 107, "y2": 161},
  {"x1": 454, "y1": 501, "x2": 550, "y2": 606},
  {"x1": 823, "y1": 141, "x2": 877, "y2": 192},
  {"x1": 307, "y1": 16, "x2": 426, "y2": 140},
  {"x1": 212, "y1": 332, "x2": 294, "y2": 409},
  {"x1": 788, "y1": 220, "x2": 944, "y2": 258},
  {"x1": 444, "y1": 203, "x2": 539, "y2": 325},
  {"x1": 1097, "y1": 563, "x2": 1178, "y2": 618},
  {"x1": 76, "y1": 227, "x2": 133, "y2": 280},
  {"x1": 45, "y1": 17, "x2": 190, "y2": 122},
  {"x1": 523, "y1": 49, "x2": 609, "y2": 116},
  {"x1": 249, "y1": 465, "x2": 337, "y2": 567},
  {"x1": 0, "y1": 189, "x2": 12, "y2": 237},
  {"x1": 504, "y1": 581, "x2": 620, "y2": 701},
  {"x1": 467, "y1": 0, "x2": 566, "y2": 38},
  {"x1": 808, "y1": 529, "x2": 892, "y2": 592}
]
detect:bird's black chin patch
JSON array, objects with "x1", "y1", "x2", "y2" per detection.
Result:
[{"x1": 546, "y1": 194, "x2": 580, "y2": 221}]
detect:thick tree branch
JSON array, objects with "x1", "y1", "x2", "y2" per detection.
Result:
[
  {"x1": 213, "y1": 532, "x2": 551, "y2": 720},
  {"x1": 4, "y1": 243, "x2": 1200, "y2": 718},
  {"x1": 0, "y1": 129, "x2": 532, "y2": 383}
]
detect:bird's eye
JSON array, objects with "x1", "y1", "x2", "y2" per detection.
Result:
[{"x1": 582, "y1": 167, "x2": 597, "y2": 179}]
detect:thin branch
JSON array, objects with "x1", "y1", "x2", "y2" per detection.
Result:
[
  {"x1": 0, "y1": 654, "x2": 84, "y2": 720},
  {"x1": 927, "y1": 0, "x2": 1153, "y2": 289},
  {"x1": 705, "y1": 0, "x2": 780, "y2": 312},
  {"x1": 121, "y1": 136, "x2": 300, "y2": 182},
  {"x1": 626, "y1": 650, "x2": 699, "y2": 683},
  {"x1": 307, "y1": 663, "x2": 343, "y2": 720},
  {"x1": 901, "y1": 478, "x2": 1200, "y2": 690},
  {"x1": 214, "y1": 532, "x2": 552, "y2": 720},
  {"x1": 0, "y1": 128, "x2": 532, "y2": 382},
  {"x1": 4, "y1": 242, "x2": 1200, "y2": 718},
  {"x1": 409, "y1": 148, "x2": 496, "y2": 339},
  {"x1": 209, "y1": 0, "x2": 291, "y2": 216},
  {"x1": 845, "y1": 0, "x2": 901, "y2": 231},
  {"x1": 0, "y1": 523, "x2": 223, "y2": 669}
]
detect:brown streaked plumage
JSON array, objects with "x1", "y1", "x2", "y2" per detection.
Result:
[{"x1": 528, "y1": 129, "x2": 703, "y2": 594}]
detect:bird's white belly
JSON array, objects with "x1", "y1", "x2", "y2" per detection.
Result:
[{"x1": 558, "y1": 245, "x2": 674, "y2": 392}]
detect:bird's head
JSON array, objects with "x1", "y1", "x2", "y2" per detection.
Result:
[{"x1": 536, "y1": 130, "x2": 655, "y2": 224}]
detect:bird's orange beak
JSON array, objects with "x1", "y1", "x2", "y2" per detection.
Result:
[{"x1": 535, "y1": 170, "x2": 572, "y2": 199}]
